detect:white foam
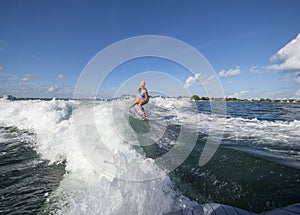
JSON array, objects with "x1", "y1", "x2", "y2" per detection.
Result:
[
  {"x1": 0, "y1": 98, "x2": 196, "y2": 214},
  {"x1": 222, "y1": 116, "x2": 300, "y2": 146},
  {"x1": 151, "y1": 98, "x2": 300, "y2": 163}
]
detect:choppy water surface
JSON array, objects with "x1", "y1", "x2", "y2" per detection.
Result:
[{"x1": 0, "y1": 98, "x2": 299, "y2": 214}]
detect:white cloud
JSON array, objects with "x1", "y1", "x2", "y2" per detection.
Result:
[
  {"x1": 229, "y1": 90, "x2": 248, "y2": 98},
  {"x1": 205, "y1": 75, "x2": 214, "y2": 82},
  {"x1": 0, "y1": 66, "x2": 3, "y2": 71},
  {"x1": 218, "y1": 66, "x2": 240, "y2": 77},
  {"x1": 249, "y1": 66, "x2": 258, "y2": 73},
  {"x1": 295, "y1": 89, "x2": 300, "y2": 97},
  {"x1": 200, "y1": 75, "x2": 215, "y2": 86},
  {"x1": 249, "y1": 66, "x2": 268, "y2": 74},
  {"x1": 47, "y1": 86, "x2": 59, "y2": 92},
  {"x1": 21, "y1": 73, "x2": 31, "y2": 82},
  {"x1": 57, "y1": 74, "x2": 64, "y2": 79},
  {"x1": 184, "y1": 73, "x2": 201, "y2": 88},
  {"x1": 268, "y1": 33, "x2": 300, "y2": 71}
]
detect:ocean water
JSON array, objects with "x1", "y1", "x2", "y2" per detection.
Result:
[{"x1": 0, "y1": 97, "x2": 299, "y2": 214}]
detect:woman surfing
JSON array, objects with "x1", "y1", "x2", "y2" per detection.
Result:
[{"x1": 131, "y1": 81, "x2": 149, "y2": 120}]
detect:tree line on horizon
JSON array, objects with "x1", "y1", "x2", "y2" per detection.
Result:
[{"x1": 191, "y1": 95, "x2": 300, "y2": 103}]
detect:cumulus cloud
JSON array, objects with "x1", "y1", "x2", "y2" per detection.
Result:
[
  {"x1": 218, "y1": 66, "x2": 241, "y2": 77},
  {"x1": 184, "y1": 73, "x2": 201, "y2": 88},
  {"x1": 47, "y1": 86, "x2": 59, "y2": 92},
  {"x1": 268, "y1": 33, "x2": 300, "y2": 71},
  {"x1": 57, "y1": 74, "x2": 64, "y2": 79},
  {"x1": 295, "y1": 89, "x2": 300, "y2": 97}
]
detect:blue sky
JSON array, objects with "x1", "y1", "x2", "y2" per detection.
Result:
[{"x1": 0, "y1": 0, "x2": 300, "y2": 99}]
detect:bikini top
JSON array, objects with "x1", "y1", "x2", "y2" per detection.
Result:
[{"x1": 139, "y1": 87, "x2": 147, "y2": 100}]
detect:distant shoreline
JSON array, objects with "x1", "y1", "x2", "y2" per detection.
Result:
[
  {"x1": 1, "y1": 94, "x2": 300, "y2": 103},
  {"x1": 190, "y1": 95, "x2": 300, "y2": 103}
]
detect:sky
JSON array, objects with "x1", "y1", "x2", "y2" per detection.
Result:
[{"x1": 0, "y1": 0, "x2": 300, "y2": 99}]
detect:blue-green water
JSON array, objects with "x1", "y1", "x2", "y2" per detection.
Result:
[{"x1": 0, "y1": 98, "x2": 299, "y2": 214}]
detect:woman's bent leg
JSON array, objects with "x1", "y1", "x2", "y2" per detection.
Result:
[
  {"x1": 131, "y1": 98, "x2": 141, "y2": 107},
  {"x1": 138, "y1": 102, "x2": 146, "y2": 118}
]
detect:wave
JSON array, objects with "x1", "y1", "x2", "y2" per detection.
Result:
[
  {"x1": 220, "y1": 115, "x2": 300, "y2": 168},
  {"x1": 0, "y1": 98, "x2": 199, "y2": 214},
  {"x1": 1, "y1": 98, "x2": 299, "y2": 213}
]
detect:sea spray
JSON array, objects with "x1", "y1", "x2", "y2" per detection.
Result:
[{"x1": 0, "y1": 98, "x2": 192, "y2": 214}]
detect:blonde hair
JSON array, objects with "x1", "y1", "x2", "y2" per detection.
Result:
[{"x1": 140, "y1": 81, "x2": 146, "y2": 87}]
